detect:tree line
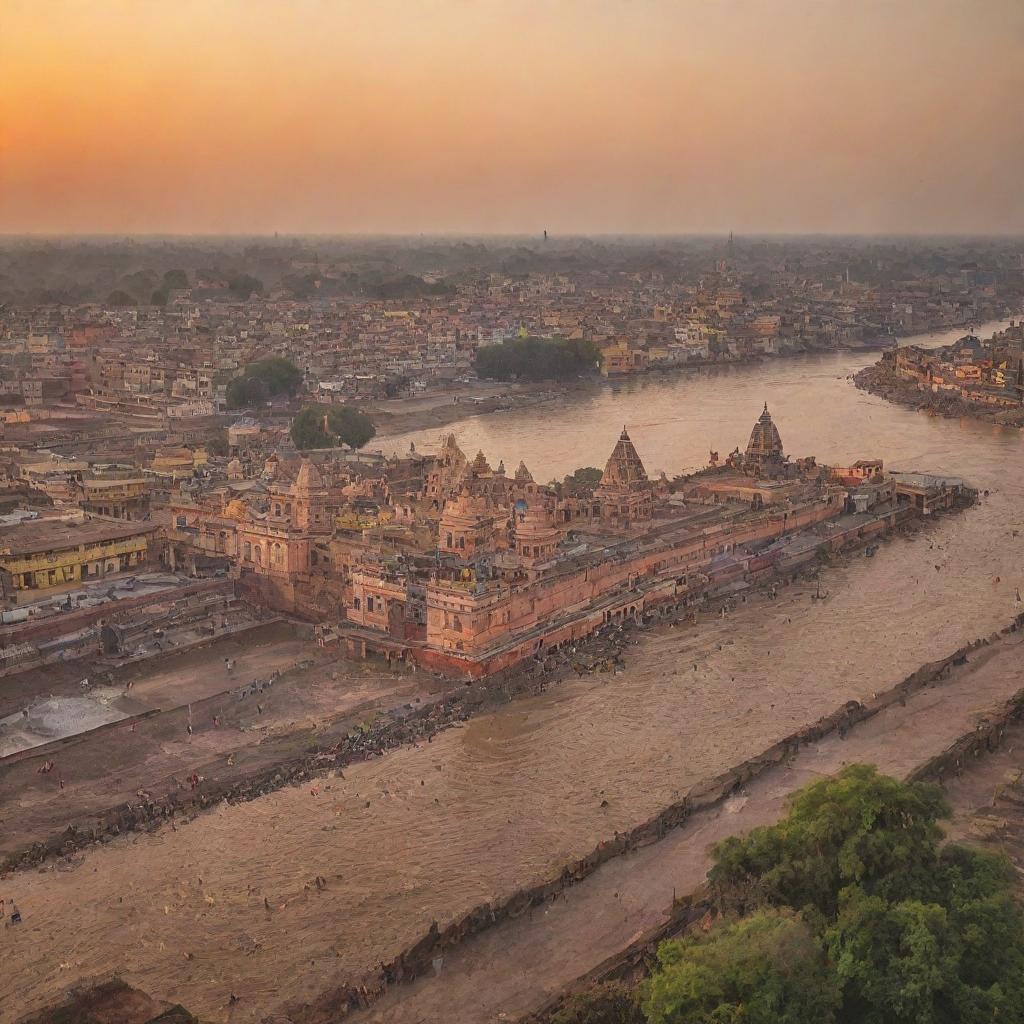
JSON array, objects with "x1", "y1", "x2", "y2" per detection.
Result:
[{"x1": 475, "y1": 337, "x2": 601, "y2": 382}]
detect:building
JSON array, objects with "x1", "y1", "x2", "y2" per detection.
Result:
[{"x1": 0, "y1": 518, "x2": 156, "y2": 598}]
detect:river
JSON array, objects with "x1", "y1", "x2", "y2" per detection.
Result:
[{"x1": 6, "y1": 318, "x2": 1024, "y2": 1023}]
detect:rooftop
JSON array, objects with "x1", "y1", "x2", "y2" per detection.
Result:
[{"x1": 0, "y1": 518, "x2": 155, "y2": 557}]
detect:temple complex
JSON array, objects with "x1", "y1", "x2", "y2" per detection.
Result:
[{"x1": 160, "y1": 404, "x2": 973, "y2": 676}]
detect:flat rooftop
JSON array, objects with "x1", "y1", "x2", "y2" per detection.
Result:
[{"x1": 0, "y1": 518, "x2": 154, "y2": 556}]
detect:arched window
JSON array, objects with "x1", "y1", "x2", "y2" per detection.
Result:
[
  {"x1": 272, "y1": 542, "x2": 282, "y2": 563},
  {"x1": 243, "y1": 541, "x2": 251, "y2": 559},
  {"x1": 275, "y1": 503, "x2": 282, "y2": 517}
]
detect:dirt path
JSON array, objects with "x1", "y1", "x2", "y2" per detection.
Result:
[{"x1": 0, "y1": 636, "x2": 448, "y2": 860}]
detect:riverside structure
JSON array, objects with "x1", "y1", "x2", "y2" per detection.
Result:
[{"x1": 165, "y1": 404, "x2": 973, "y2": 677}]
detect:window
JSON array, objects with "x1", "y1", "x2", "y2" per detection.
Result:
[
  {"x1": 446, "y1": 533, "x2": 453, "y2": 547},
  {"x1": 458, "y1": 536, "x2": 465, "y2": 550},
  {"x1": 275, "y1": 504, "x2": 282, "y2": 516},
  {"x1": 367, "y1": 596, "x2": 374, "y2": 612},
  {"x1": 243, "y1": 542, "x2": 251, "y2": 559},
  {"x1": 354, "y1": 597, "x2": 361, "y2": 610}
]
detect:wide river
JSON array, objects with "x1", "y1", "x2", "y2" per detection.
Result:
[{"x1": 8, "y1": 318, "x2": 1024, "y2": 1023}]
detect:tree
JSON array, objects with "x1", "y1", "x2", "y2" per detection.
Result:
[
  {"x1": 475, "y1": 337, "x2": 601, "y2": 382},
  {"x1": 106, "y1": 289, "x2": 137, "y2": 307},
  {"x1": 704, "y1": 765, "x2": 1024, "y2": 1024},
  {"x1": 290, "y1": 404, "x2": 375, "y2": 450},
  {"x1": 709, "y1": 764, "x2": 949, "y2": 920},
  {"x1": 150, "y1": 288, "x2": 170, "y2": 306},
  {"x1": 205, "y1": 429, "x2": 229, "y2": 457},
  {"x1": 163, "y1": 268, "x2": 188, "y2": 290},
  {"x1": 244, "y1": 357, "x2": 303, "y2": 396},
  {"x1": 228, "y1": 273, "x2": 263, "y2": 299},
  {"x1": 643, "y1": 910, "x2": 840, "y2": 1024},
  {"x1": 564, "y1": 467, "x2": 604, "y2": 492},
  {"x1": 226, "y1": 376, "x2": 269, "y2": 409}
]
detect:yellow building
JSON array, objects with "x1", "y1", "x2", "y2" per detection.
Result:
[{"x1": 0, "y1": 518, "x2": 155, "y2": 596}]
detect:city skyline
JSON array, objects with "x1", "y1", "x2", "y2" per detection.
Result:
[{"x1": 3, "y1": 0, "x2": 1023, "y2": 236}]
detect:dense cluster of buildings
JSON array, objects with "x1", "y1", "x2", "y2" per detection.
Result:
[
  {"x1": 882, "y1": 321, "x2": 1024, "y2": 410},
  {"x1": 0, "y1": 395, "x2": 972, "y2": 679},
  {"x1": 0, "y1": 240, "x2": 995, "y2": 681},
  {"x1": 156, "y1": 405, "x2": 967, "y2": 675},
  {"x1": 1, "y1": 240, "x2": 1020, "y2": 436}
]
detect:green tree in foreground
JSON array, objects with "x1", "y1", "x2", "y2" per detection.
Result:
[
  {"x1": 697, "y1": 765, "x2": 1024, "y2": 1024},
  {"x1": 290, "y1": 404, "x2": 375, "y2": 450},
  {"x1": 644, "y1": 910, "x2": 840, "y2": 1024},
  {"x1": 710, "y1": 763, "x2": 949, "y2": 919}
]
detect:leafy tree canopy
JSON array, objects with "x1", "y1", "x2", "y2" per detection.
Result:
[
  {"x1": 709, "y1": 763, "x2": 949, "y2": 919},
  {"x1": 106, "y1": 289, "x2": 137, "y2": 307},
  {"x1": 700, "y1": 765, "x2": 1024, "y2": 1024},
  {"x1": 228, "y1": 273, "x2": 263, "y2": 299},
  {"x1": 226, "y1": 376, "x2": 269, "y2": 410},
  {"x1": 244, "y1": 357, "x2": 303, "y2": 396},
  {"x1": 475, "y1": 337, "x2": 601, "y2": 382},
  {"x1": 163, "y1": 268, "x2": 188, "y2": 290},
  {"x1": 205, "y1": 429, "x2": 229, "y2": 457},
  {"x1": 290, "y1": 404, "x2": 375, "y2": 451},
  {"x1": 644, "y1": 910, "x2": 840, "y2": 1024}
]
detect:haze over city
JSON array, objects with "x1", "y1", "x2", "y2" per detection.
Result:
[
  {"x1": 3, "y1": 0, "x2": 1023, "y2": 236},
  {"x1": 4, "y1": 4, "x2": 1024, "y2": 1024}
]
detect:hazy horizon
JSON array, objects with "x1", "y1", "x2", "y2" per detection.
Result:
[{"x1": 3, "y1": 0, "x2": 1023, "y2": 236}]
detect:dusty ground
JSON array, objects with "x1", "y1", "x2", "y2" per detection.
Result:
[
  {"x1": 943, "y1": 718, "x2": 1024, "y2": 872},
  {"x1": 0, "y1": 624, "x2": 451, "y2": 860},
  {"x1": 3, "y1": 566, "x2": 1023, "y2": 1024}
]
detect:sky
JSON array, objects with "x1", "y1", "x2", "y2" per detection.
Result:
[{"x1": 2, "y1": 0, "x2": 1023, "y2": 236}]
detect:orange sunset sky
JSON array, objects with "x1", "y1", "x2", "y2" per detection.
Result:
[{"x1": 2, "y1": 0, "x2": 1022, "y2": 235}]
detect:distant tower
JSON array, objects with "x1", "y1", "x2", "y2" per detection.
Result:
[
  {"x1": 543, "y1": 229, "x2": 548, "y2": 242},
  {"x1": 727, "y1": 231, "x2": 734, "y2": 257}
]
